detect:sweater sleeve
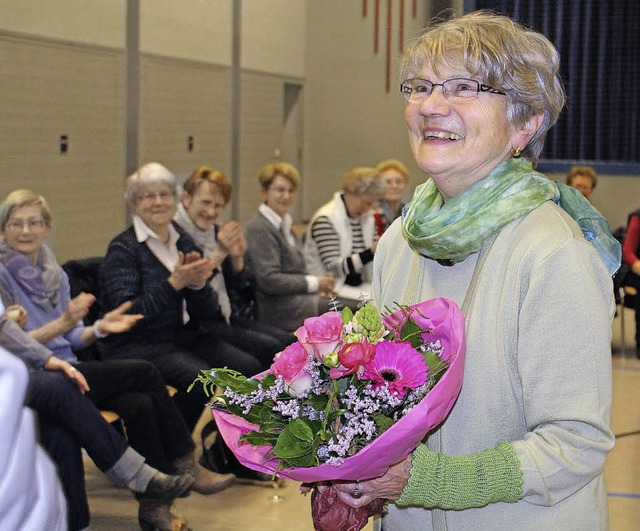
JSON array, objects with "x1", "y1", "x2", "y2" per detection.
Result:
[
  {"x1": 245, "y1": 219, "x2": 310, "y2": 295},
  {"x1": 100, "y1": 233, "x2": 182, "y2": 318},
  {"x1": 0, "y1": 315, "x2": 53, "y2": 370},
  {"x1": 310, "y1": 216, "x2": 370, "y2": 277},
  {"x1": 396, "y1": 442, "x2": 523, "y2": 509}
]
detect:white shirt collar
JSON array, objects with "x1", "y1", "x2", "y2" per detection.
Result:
[
  {"x1": 133, "y1": 215, "x2": 179, "y2": 247},
  {"x1": 259, "y1": 203, "x2": 285, "y2": 229}
]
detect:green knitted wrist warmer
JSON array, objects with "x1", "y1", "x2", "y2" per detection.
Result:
[{"x1": 396, "y1": 442, "x2": 523, "y2": 509}]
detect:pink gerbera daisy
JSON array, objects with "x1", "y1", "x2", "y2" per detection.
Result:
[{"x1": 361, "y1": 340, "x2": 428, "y2": 398}]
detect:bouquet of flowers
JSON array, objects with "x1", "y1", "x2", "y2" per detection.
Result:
[{"x1": 192, "y1": 297, "x2": 465, "y2": 530}]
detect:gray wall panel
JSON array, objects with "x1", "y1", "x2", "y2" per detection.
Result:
[
  {"x1": 0, "y1": 36, "x2": 126, "y2": 263},
  {"x1": 138, "y1": 55, "x2": 232, "y2": 187}
]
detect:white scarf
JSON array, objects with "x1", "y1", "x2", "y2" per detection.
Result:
[{"x1": 175, "y1": 204, "x2": 232, "y2": 322}]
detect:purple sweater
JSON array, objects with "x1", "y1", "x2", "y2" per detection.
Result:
[{"x1": 0, "y1": 263, "x2": 83, "y2": 364}]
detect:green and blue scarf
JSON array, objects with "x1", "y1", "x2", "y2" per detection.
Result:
[{"x1": 402, "y1": 157, "x2": 621, "y2": 276}]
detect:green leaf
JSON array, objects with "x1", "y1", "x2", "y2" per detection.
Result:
[
  {"x1": 373, "y1": 412, "x2": 395, "y2": 433},
  {"x1": 283, "y1": 451, "x2": 317, "y2": 468},
  {"x1": 342, "y1": 306, "x2": 354, "y2": 324},
  {"x1": 288, "y1": 418, "x2": 314, "y2": 442},
  {"x1": 273, "y1": 425, "x2": 313, "y2": 459},
  {"x1": 241, "y1": 431, "x2": 279, "y2": 447},
  {"x1": 423, "y1": 351, "x2": 441, "y2": 371},
  {"x1": 400, "y1": 319, "x2": 423, "y2": 349}
]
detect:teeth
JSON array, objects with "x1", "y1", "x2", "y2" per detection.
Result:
[{"x1": 424, "y1": 131, "x2": 462, "y2": 141}]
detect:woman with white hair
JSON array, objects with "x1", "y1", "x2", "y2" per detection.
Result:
[{"x1": 99, "y1": 162, "x2": 273, "y2": 434}]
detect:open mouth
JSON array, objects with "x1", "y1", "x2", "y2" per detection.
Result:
[{"x1": 423, "y1": 131, "x2": 463, "y2": 141}]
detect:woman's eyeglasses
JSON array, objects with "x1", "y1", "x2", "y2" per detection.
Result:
[
  {"x1": 5, "y1": 219, "x2": 46, "y2": 232},
  {"x1": 400, "y1": 78, "x2": 506, "y2": 103},
  {"x1": 136, "y1": 191, "x2": 175, "y2": 203}
]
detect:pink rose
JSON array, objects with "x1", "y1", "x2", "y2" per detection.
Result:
[
  {"x1": 295, "y1": 312, "x2": 344, "y2": 365},
  {"x1": 330, "y1": 341, "x2": 376, "y2": 379},
  {"x1": 271, "y1": 342, "x2": 313, "y2": 396}
]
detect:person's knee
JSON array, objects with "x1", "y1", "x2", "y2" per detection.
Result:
[{"x1": 119, "y1": 394, "x2": 155, "y2": 422}]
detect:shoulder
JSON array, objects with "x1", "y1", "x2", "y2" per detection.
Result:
[
  {"x1": 108, "y1": 226, "x2": 136, "y2": 248},
  {"x1": 507, "y1": 201, "x2": 586, "y2": 252},
  {"x1": 245, "y1": 212, "x2": 270, "y2": 232},
  {"x1": 495, "y1": 201, "x2": 611, "y2": 282}
]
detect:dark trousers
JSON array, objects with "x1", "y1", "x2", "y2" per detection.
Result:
[
  {"x1": 230, "y1": 316, "x2": 296, "y2": 354},
  {"x1": 26, "y1": 371, "x2": 129, "y2": 531},
  {"x1": 77, "y1": 359, "x2": 194, "y2": 471},
  {"x1": 39, "y1": 421, "x2": 88, "y2": 531},
  {"x1": 123, "y1": 329, "x2": 269, "y2": 432}
]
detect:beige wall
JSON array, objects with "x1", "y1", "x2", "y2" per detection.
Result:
[
  {"x1": 140, "y1": 0, "x2": 232, "y2": 65},
  {"x1": 0, "y1": 0, "x2": 125, "y2": 47}
]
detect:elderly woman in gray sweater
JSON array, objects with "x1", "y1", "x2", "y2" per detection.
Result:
[
  {"x1": 328, "y1": 11, "x2": 619, "y2": 531},
  {"x1": 245, "y1": 162, "x2": 335, "y2": 333}
]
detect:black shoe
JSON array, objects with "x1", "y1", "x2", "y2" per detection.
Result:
[
  {"x1": 138, "y1": 471, "x2": 195, "y2": 501},
  {"x1": 199, "y1": 421, "x2": 282, "y2": 488},
  {"x1": 636, "y1": 345, "x2": 640, "y2": 359}
]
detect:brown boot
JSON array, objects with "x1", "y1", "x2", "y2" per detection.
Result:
[
  {"x1": 173, "y1": 452, "x2": 235, "y2": 495},
  {"x1": 138, "y1": 501, "x2": 187, "y2": 531}
]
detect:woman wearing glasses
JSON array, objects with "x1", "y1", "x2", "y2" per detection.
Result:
[
  {"x1": 0, "y1": 189, "x2": 237, "y2": 531},
  {"x1": 98, "y1": 163, "x2": 273, "y2": 434},
  {"x1": 245, "y1": 162, "x2": 336, "y2": 333},
  {"x1": 328, "y1": 11, "x2": 619, "y2": 530},
  {"x1": 304, "y1": 166, "x2": 386, "y2": 307}
]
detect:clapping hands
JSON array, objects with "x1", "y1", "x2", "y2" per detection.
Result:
[{"x1": 168, "y1": 251, "x2": 216, "y2": 290}]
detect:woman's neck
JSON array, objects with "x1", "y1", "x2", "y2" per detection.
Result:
[{"x1": 385, "y1": 199, "x2": 402, "y2": 216}]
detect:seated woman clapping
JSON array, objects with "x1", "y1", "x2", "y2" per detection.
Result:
[{"x1": 0, "y1": 189, "x2": 234, "y2": 530}]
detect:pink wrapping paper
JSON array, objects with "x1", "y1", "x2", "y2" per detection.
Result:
[{"x1": 212, "y1": 297, "x2": 465, "y2": 483}]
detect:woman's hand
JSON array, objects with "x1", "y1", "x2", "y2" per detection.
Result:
[
  {"x1": 27, "y1": 292, "x2": 96, "y2": 345},
  {"x1": 325, "y1": 454, "x2": 412, "y2": 508},
  {"x1": 218, "y1": 221, "x2": 248, "y2": 271},
  {"x1": 4, "y1": 304, "x2": 27, "y2": 328},
  {"x1": 217, "y1": 221, "x2": 245, "y2": 253},
  {"x1": 43, "y1": 355, "x2": 90, "y2": 394},
  {"x1": 96, "y1": 301, "x2": 143, "y2": 335},
  {"x1": 318, "y1": 275, "x2": 336, "y2": 299},
  {"x1": 63, "y1": 292, "x2": 96, "y2": 329},
  {"x1": 168, "y1": 251, "x2": 216, "y2": 290}
]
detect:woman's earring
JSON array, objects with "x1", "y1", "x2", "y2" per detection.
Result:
[{"x1": 511, "y1": 146, "x2": 522, "y2": 158}]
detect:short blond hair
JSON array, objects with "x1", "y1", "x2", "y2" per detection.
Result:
[
  {"x1": 257, "y1": 162, "x2": 301, "y2": 192},
  {"x1": 566, "y1": 165, "x2": 597, "y2": 189},
  {"x1": 401, "y1": 11, "x2": 565, "y2": 166},
  {"x1": 0, "y1": 189, "x2": 53, "y2": 231},
  {"x1": 184, "y1": 166, "x2": 233, "y2": 205},
  {"x1": 376, "y1": 159, "x2": 409, "y2": 183},
  {"x1": 340, "y1": 167, "x2": 386, "y2": 197}
]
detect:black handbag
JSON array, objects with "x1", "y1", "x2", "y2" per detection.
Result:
[{"x1": 199, "y1": 420, "x2": 281, "y2": 487}]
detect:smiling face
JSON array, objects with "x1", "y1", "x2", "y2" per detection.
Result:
[
  {"x1": 132, "y1": 183, "x2": 177, "y2": 234},
  {"x1": 260, "y1": 174, "x2": 298, "y2": 218},
  {"x1": 1, "y1": 204, "x2": 50, "y2": 263},
  {"x1": 381, "y1": 169, "x2": 407, "y2": 205},
  {"x1": 182, "y1": 181, "x2": 226, "y2": 231},
  {"x1": 568, "y1": 174, "x2": 594, "y2": 200},
  {"x1": 343, "y1": 191, "x2": 378, "y2": 219},
  {"x1": 405, "y1": 66, "x2": 529, "y2": 198}
]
